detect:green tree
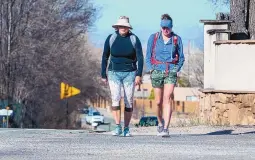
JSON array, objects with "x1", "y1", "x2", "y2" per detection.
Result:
[
  {"x1": 177, "y1": 77, "x2": 191, "y2": 87},
  {"x1": 148, "y1": 88, "x2": 155, "y2": 100}
]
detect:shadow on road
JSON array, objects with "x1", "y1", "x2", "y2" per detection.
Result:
[
  {"x1": 205, "y1": 129, "x2": 255, "y2": 136},
  {"x1": 196, "y1": 129, "x2": 255, "y2": 136},
  {"x1": 206, "y1": 130, "x2": 234, "y2": 135}
]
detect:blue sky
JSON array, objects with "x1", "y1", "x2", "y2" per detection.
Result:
[{"x1": 89, "y1": 0, "x2": 229, "y2": 50}]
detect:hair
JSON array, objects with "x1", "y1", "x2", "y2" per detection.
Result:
[{"x1": 161, "y1": 14, "x2": 172, "y2": 21}]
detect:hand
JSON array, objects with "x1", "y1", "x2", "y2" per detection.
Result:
[
  {"x1": 135, "y1": 76, "x2": 142, "y2": 86},
  {"x1": 101, "y1": 78, "x2": 108, "y2": 85}
]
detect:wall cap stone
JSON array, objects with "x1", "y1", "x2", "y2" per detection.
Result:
[
  {"x1": 214, "y1": 40, "x2": 255, "y2": 45},
  {"x1": 199, "y1": 89, "x2": 255, "y2": 94},
  {"x1": 200, "y1": 20, "x2": 233, "y2": 24},
  {"x1": 207, "y1": 29, "x2": 231, "y2": 35}
]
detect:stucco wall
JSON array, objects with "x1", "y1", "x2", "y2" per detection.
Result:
[
  {"x1": 203, "y1": 23, "x2": 229, "y2": 89},
  {"x1": 214, "y1": 42, "x2": 255, "y2": 91}
]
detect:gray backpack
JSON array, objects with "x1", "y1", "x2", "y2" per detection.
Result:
[{"x1": 109, "y1": 32, "x2": 136, "y2": 48}]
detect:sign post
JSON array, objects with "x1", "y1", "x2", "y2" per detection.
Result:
[
  {"x1": 60, "y1": 82, "x2": 81, "y2": 129},
  {"x1": 2, "y1": 117, "x2": 6, "y2": 128},
  {"x1": 6, "y1": 106, "x2": 9, "y2": 128}
]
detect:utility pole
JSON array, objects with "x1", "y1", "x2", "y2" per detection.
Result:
[{"x1": 188, "y1": 40, "x2": 190, "y2": 83}]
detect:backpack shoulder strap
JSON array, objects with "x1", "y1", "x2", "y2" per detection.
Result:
[
  {"x1": 130, "y1": 34, "x2": 136, "y2": 48},
  {"x1": 109, "y1": 32, "x2": 117, "y2": 48},
  {"x1": 173, "y1": 35, "x2": 178, "y2": 46},
  {"x1": 152, "y1": 32, "x2": 159, "y2": 57},
  {"x1": 109, "y1": 32, "x2": 136, "y2": 48},
  {"x1": 172, "y1": 35, "x2": 179, "y2": 63}
]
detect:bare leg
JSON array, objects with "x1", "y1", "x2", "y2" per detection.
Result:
[
  {"x1": 163, "y1": 84, "x2": 175, "y2": 129},
  {"x1": 112, "y1": 107, "x2": 121, "y2": 125},
  {"x1": 154, "y1": 87, "x2": 164, "y2": 126}
]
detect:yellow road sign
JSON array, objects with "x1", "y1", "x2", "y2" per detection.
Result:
[{"x1": 60, "y1": 82, "x2": 81, "y2": 99}]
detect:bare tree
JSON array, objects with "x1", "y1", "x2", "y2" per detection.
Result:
[
  {"x1": 211, "y1": 0, "x2": 255, "y2": 39},
  {"x1": 230, "y1": 0, "x2": 249, "y2": 39},
  {"x1": 180, "y1": 51, "x2": 204, "y2": 88},
  {"x1": 249, "y1": 0, "x2": 255, "y2": 39},
  {"x1": 0, "y1": 0, "x2": 107, "y2": 128},
  {"x1": 189, "y1": 54, "x2": 204, "y2": 88}
]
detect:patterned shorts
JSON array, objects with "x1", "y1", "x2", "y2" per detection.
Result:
[
  {"x1": 151, "y1": 69, "x2": 177, "y2": 88},
  {"x1": 108, "y1": 71, "x2": 136, "y2": 110}
]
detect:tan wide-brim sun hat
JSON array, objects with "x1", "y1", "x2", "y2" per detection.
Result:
[{"x1": 112, "y1": 16, "x2": 133, "y2": 29}]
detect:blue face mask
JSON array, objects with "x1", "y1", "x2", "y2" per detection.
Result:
[{"x1": 160, "y1": 19, "x2": 173, "y2": 29}]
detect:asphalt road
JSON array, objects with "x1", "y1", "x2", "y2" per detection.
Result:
[{"x1": 0, "y1": 128, "x2": 254, "y2": 160}]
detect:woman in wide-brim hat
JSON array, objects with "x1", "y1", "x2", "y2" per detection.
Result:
[
  {"x1": 101, "y1": 16, "x2": 144, "y2": 137},
  {"x1": 112, "y1": 16, "x2": 133, "y2": 29}
]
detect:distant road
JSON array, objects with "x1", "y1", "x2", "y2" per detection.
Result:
[{"x1": 0, "y1": 128, "x2": 254, "y2": 160}]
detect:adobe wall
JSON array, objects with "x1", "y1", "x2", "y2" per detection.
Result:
[{"x1": 199, "y1": 91, "x2": 255, "y2": 125}]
